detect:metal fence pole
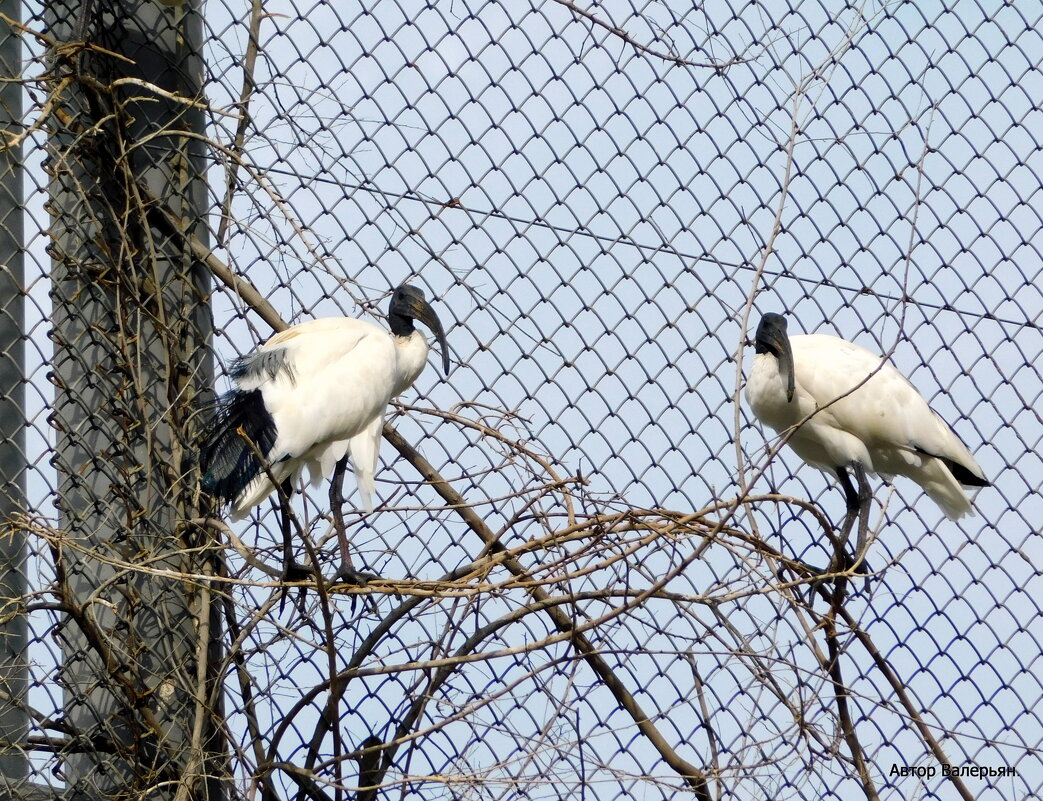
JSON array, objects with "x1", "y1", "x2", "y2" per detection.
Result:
[
  {"x1": 0, "y1": 0, "x2": 25, "y2": 787},
  {"x1": 45, "y1": 0, "x2": 218, "y2": 797}
]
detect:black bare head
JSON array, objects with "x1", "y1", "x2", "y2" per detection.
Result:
[
  {"x1": 754, "y1": 312, "x2": 795, "y2": 402},
  {"x1": 388, "y1": 284, "x2": 451, "y2": 375}
]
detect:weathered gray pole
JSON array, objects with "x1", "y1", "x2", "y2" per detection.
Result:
[
  {"x1": 0, "y1": 0, "x2": 25, "y2": 789},
  {"x1": 46, "y1": 0, "x2": 220, "y2": 798}
]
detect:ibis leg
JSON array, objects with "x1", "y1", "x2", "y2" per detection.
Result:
[
  {"x1": 849, "y1": 462, "x2": 871, "y2": 570},
  {"x1": 804, "y1": 465, "x2": 874, "y2": 609},
  {"x1": 836, "y1": 465, "x2": 862, "y2": 516},
  {"x1": 834, "y1": 465, "x2": 873, "y2": 576},
  {"x1": 277, "y1": 478, "x2": 313, "y2": 614},
  {"x1": 329, "y1": 456, "x2": 376, "y2": 586}
]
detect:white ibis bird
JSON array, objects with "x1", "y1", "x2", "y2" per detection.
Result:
[
  {"x1": 745, "y1": 312, "x2": 989, "y2": 566},
  {"x1": 201, "y1": 284, "x2": 450, "y2": 588}
]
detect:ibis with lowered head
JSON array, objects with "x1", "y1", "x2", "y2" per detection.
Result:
[
  {"x1": 201, "y1": 284, "x2": 450, "y2": 587},
  {"x1": 745, "y1": 312, "x2": 989, "y2": 540}
]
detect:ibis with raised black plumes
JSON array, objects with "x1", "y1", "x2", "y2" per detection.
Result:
[
  {"x1": 745, "y1": 312, "x2": 989, "y2": 563},
  {"x1": 200, "y1": 284, "x2": 450, "y2": 587}
]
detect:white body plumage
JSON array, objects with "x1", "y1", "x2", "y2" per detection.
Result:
[
  {"x1": 201, "y1": 284, "x2": 450, "y2": 520},
  {"x1": 746, "y1": 330, "x2": 988, "y2": 520},
  {"x1": 231, "y1": 317, "x2": 431, "y2": 515}
]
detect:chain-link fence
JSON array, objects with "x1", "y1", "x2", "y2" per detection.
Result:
[{"x1": 1, "y1": 1, "x2": 1039, "y2": 799}]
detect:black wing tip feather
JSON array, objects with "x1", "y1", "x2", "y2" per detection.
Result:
[
  {"x1": 944, "y1": 458, "x2": 991, "y2": 488},
  {"x1": 915, "y1": 444, "x2": 990, "y2": 489},
  {"x1": 199, "y1": 389, "x2": 278, "y2": 504}
]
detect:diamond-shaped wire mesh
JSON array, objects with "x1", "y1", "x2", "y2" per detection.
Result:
[{"x1": 1, "y1": 1, "x2": 1040, "y2": 799}]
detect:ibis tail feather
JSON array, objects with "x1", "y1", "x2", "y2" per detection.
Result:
[
  {"x1": 915, "y1": 458, "x2": 976, "y2": 520},
  {"x1": 200, "y1": 389, "x2": 278, "y2": 504}
]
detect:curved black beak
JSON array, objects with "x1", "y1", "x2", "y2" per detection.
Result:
[
  {"x1": 778, "y1": 337, "x2": 795, "y2": 403},
  {"x1": 754, "y1": 313, "x2": 795, "y2": 403},
  {"x1": 412, "y1": 298, "x2": 450, "y2": 376},
  {"x1": 393, "y1": 284, "x2": 450, "y2": 375}
]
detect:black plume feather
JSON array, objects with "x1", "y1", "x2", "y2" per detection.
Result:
[
  {"x1": 943, "y1": 457, "x2": 991, "y2": 488},
  {"x1": 200, "y1": 389, "x2": 278, "y2": 504}
]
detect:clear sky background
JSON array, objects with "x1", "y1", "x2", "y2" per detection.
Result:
[{"x1": 17, "y1": 1, "x2": 1043, "y2": 798}]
